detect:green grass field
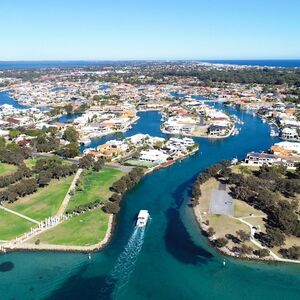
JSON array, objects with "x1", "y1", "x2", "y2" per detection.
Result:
[
  {"x1": 29, "y1": 209, "x2": 109, "y2": 246},
  {"x1": 24, "y1": 158, "x2": 38, "y2": 169},
  {"x1": 0, "y1": 163, "x2": 17, "y2": 176},
  {"x1": 6, "y1": 175, "x2": 74, "y2": 221},
  {"x1": 67, "y1": 167, "x2": 124, "y2": 210},
  {"x1": 0, "y1": 209, "x2": 35, "y2": 241}
]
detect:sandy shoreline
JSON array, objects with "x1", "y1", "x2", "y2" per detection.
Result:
[{"x1": 192, "y1": 183, "x2": 300, "y2": 265}]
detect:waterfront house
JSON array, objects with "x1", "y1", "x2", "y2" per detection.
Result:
[
  {"x1": 244, "y1": 152, "x2": 295, "y2": 169},
  {"x1": 208, "y1": 125, "x2": 228, "y2": 136}
]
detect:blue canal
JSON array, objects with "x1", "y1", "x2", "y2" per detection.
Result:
[
  {"x1": 0, "y1": 91, "x2": 27, "y2": 109},
  {"x1": 1, "y1": 105, "x2": 300, "y2": 300}
]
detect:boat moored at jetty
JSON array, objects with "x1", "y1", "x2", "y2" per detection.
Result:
[{"x1": 136, "y1": 210, "x2": 150, "y2": 227}]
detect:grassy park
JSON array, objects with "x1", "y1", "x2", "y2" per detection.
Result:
[
  {"x1": 0, "y1": 162, "x2": 17, "y2": 176},
  {"x1": 29, "y1": 209, "x2": 109, "y2": 246},
  {"x1": 67, "y1": 167, "x2": 124, "y2": 210},
  {"x1": 0, "y1": 209, "x2": 35, "y2": 241},
  {"x1": 5, "y1": 175, "x2": 74, "y2": 221},
  {"x1": 0, "y1": 163, "x2": 127, "y2": 248}
]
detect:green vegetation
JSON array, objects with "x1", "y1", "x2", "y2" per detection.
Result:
[
  {"x1": 67, "y1": 168, "x2": 124, "y2": 211},
  {"x1": 160, "y1": 68, "x2": 300, "y2": 87},
  {"x1": 29, "y1": 209, "x2": 109, "y2": 246},
  {"x1": 6, "y1": 175, "x2": 74, "y2": 221},
  {"x1": 0, "y1": 163, "x2": 17, "y2": 175},
  {"x1": 0, "y1": 210, "x2": 35, "y2": 240},
  {"x1": 24, "y1": 158, "x2": 38, "y2": 169}
]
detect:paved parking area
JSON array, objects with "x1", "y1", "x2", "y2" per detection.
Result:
[{"x1": 209, "y1": 183, "x2": 234, "y2": 216}]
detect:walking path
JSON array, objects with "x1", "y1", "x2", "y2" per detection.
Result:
[
  {"x1": 56, "y1": 168, "x2": 83, "y2": 216},
  {"x1": 0, "y1": 205, "x2": 39, "y2": 224},
  {"x1": 234, "y1": 216, "x2": 300, "y2": 264}
]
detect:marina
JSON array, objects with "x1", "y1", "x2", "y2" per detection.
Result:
[{"x1": 2, "y1": 104, "x2": 300, "y2": 300}]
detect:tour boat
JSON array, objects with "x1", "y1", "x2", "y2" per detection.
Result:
[{"x1": 136, "y1": 210, "x2": 150, "y2": 227}]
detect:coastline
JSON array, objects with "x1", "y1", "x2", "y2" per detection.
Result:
[{"x1": 192, "y1": 182, "x2": 300, "y2": 265}]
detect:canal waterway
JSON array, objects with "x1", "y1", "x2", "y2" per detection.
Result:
[
  {"x1": 1, "y1": 105, "x2": 300, "y2": 300},
  {"x1": 0, "y1": 91, "x2": 27, "y2": 109}
]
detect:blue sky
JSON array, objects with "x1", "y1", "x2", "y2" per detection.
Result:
[{"x1": 0, "y1": 0, "x2": 299, "y2": 60}]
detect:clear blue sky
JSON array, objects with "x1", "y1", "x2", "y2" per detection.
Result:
[{"x1": 0, "y1": 0, "x2": 299, "y2": 60}]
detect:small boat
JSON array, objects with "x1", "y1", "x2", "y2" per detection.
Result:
[
  {"x1": 88, "y1": 253, "x2": 92, "y2": 260},
  {"x1": 136, "y1": 210, "x2": 150, "y2": 227},
  {"x1": 223, "y1": 259, "x2": 226, "y2": 266}
]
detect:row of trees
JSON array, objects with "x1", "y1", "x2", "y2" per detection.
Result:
[
  {"x1": 0, "y1": 178, "x2": 38, "y2": 203},
  {"x1": 160, "y1": 68, "x2": 300, "y2": 87},
  {"x1": 102, "y1": 167, "x2": 144, "y2": 214},
  {"x1": 0, "y1": 164, "x2": 31, "y2": 188},
  {"x1": 0, "y1": 156, "x2": 78, "y2": 203},
  {"x1": 78, "y1": 154, "x2": 105, "y2": 171},
  {"x1": 0, "y1": 142, "x2": 32, "y2": 165}
]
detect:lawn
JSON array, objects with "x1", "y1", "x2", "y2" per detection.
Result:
[
  {"x1": 197, "y1": 177, "x2": 218, "y2": 213},
  {"x1": 24, "y1": 158, "x2": 38, "y2": 169},
  {"x1": 5, "y1": 175, "x2": 74, "y2": 221},
  {"x1": 67, "y1": 167, "x2": 124, "y2": 210},
  {"x1": 0, "y1": 209, "x2": 35, "y2": 241},
  {"x1": 234, "y1": 200, "x2": 263, "y2": 218},
  {"x1": 0, "y1": 163, "x2": 17, "y2": 176},
  {"x1": 29, "y1": 209, "x2": 109, "y2": 246}
]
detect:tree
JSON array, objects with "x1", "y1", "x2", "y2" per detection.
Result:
[
  {"x1": 280, "y1": 245, "x2": 300, "y2": 260},
  {"x1": 93, "y1": 158, "x2": 104, "y2": 172},
  {"x1": 111, "y1": 179, "x2": 127, "y2": 194},
  {"x1": 265, "y1": 227, "x2": 286, "y2": 248},
  {"x1": 239, "y1": 244, "x2": 253, "y2": 255},
  {"x1": 236, "y1": 230, "x2": 251, "y2": 242},
  {"x1": 37, "y1": 170, "x2": 52, "y2": 187},
  {"x1": 109, "y1": 193, "x2": 122, "y2": 202},
  {"x1": 79, "y1": 154, "x2": 94, "y2": 169},
  {"x1": 102, "y1": 202, "x2": 120, "y2": 214},
  {"x1": 207, "y1": 227, "x2": 215, "y2": 237},
  {"x1": 59, "y1": 143, "x2": 80, "y2": 158},
  {"x1": 214, "y1": 237, "x2": 228, "y2": 248},
  {"x1": 253, "y1": 248, "x2": 270, "y2": 258},
  {"x1": 63, "y1": 126, "x2": 79, "y2": 143}
]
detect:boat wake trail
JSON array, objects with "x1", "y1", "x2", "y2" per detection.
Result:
[{"x1": 99, "y1": 226, "x2": 146, "y2": 299}]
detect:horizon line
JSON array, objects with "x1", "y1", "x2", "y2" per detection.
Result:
[{"x1": 1, "y1": 58, "x2": 300, "y2": 63}]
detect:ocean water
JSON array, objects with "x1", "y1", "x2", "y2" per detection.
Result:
[
  {"x1": 0, "y1": 60, "x2": 299, "y2": 70},
  {"x1": 1, "y1": 104, "x2": 299, "y2": 300}
]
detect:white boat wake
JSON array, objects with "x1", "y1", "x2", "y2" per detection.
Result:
[{"x1": 99, "y1": 226, "x2": 146, "y2": 299}]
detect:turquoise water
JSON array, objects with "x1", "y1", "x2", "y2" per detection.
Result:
[{"x1": 1, "y1": 106, "x2": 300, "y2": 300}]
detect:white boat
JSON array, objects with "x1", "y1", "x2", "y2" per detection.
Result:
[
  {"x1": 136, "y1": 210, "x2": 150, "y2": 227},
  {"x1": 270, "y1": 129, "x2": 278, "y2": 137}
]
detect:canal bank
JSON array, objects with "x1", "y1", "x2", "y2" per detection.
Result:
[{"x1": 1, "y1": 105, "x2": 300, "y2": 300}]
